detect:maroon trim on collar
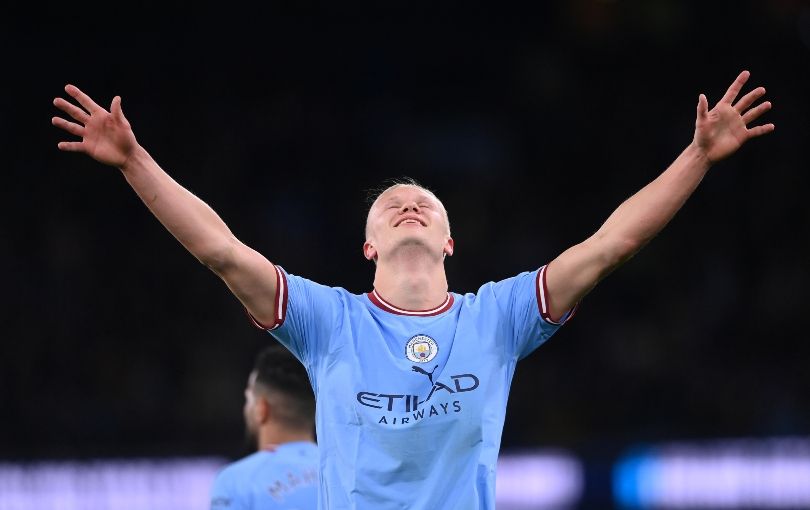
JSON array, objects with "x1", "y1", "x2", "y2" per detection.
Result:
[{"x1": 367, "y1": 289, "x2": 454, "y2": 316}]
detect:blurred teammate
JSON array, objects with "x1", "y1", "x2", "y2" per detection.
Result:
[
  {"x1": 52, "y1": 70, "x2": 773, "y2": 509},
  {"x1": 210, "y1": 344, "x2": 317, "y2": 509}
]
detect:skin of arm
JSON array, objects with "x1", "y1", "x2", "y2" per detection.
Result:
[
  {"x1": 545, "y1": 70, "x2": 775, "y2": 321},
  {"x1": 52, "y1": 85, "x2": 279, "y2": 326}
]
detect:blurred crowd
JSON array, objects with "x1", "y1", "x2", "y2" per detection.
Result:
[{"x1": 2, "y1": 1, "x2": 807, "y2": 460}]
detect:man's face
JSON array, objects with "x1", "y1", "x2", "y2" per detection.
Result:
[{"x1": 364, "y1": 185, "x2": 453, "y2": 263}]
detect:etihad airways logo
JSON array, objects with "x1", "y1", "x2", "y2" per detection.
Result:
[{"x1": 356, "y1": 366, "x2": 480, "y2": 425}]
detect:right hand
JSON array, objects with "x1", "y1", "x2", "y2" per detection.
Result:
[{"x1": 52, "y1": 84, "x2": 139, "y2": 168}]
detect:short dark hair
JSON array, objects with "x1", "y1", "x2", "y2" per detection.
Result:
[{"x1": 252, "y1": 343, "x2": 315, "y2": 428}]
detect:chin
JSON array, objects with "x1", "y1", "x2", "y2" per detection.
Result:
[
  {"x1": 393, "y1": 236, "x2": 432, "y2": 249},
  {"x1": 389, "y1": 237, "x2": 443, "y2": 260}
]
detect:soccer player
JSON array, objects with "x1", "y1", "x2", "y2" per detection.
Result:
[
  {"x1": 210, "y1": 344, "x2": 317, "y2": 510},
  {"x1": 52, "y1": 70, "x2": 773, "y2": 509}
]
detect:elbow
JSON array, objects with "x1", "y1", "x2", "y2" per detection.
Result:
[
  {"x1": 195, "y1": 237, "x2": 239, "y2": 274},
  {"x1": 614, "y1": 237, "x2": 645, "y2": 264},
  {"x1": 592, "y1": 234, "x2": 645, "y2": 272}
]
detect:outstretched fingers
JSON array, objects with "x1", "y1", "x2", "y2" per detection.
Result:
[
  {"x1": 747, "y1": 123, "x2": 775, "y2": 138},
  {"x1": 51, "y1": 116, "x2": 85, "y2": 137},
  {"x1": 734, "y1": 86, "x2": 766, "y2": 113},
  {"x1": 53, "y1": 97, "x2": 90, "y2": 124},
  {"x1": 56, "y1": 141, "x2": 85, "y2": 152},
  {"x1": 716, "y1": 70, "x2": 775, "y2": 139},
  {"x1": 720, "y1": 70, "x2": 750, "y2": 105},
  {"x1": 742, "y1": 101, "x2": 772, "y2": 125},
  {"x1": 65, "y1": 84, "x2": 103, "y2": 114}
]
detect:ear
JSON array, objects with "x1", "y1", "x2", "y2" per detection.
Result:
[
  {"x1": 255, "y1": 396, "x2": 271, "y2": 425},
  {"x1": 363, "y1": 241, "x2": 378, "y2": 262},
  {"x1": 443, "y1": 237, "x2": 454, "y2": 257}
]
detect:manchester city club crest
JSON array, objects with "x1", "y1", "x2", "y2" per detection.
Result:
[{"x1": 405, "y1": 334, "x2": 438, "y2": 363}]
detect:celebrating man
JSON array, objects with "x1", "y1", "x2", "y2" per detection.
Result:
[{"x1": 52, "y1": 70, "x2": 773, "y2": 509}]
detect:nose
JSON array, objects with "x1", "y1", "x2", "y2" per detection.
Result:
[{"x1": 400, "y1": 201, "x2": 420, "y2": 213}]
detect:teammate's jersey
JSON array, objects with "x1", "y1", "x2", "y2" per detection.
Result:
[
  {"x1": 253, "y1": 265, "x2": 572, "y2": 510},
  {"x1": 210, "y1": 441, "x2": 318, "y2": 510}
]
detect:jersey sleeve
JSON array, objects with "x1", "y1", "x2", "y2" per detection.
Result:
[
  {"x1": 491, "y1": 265, "x2": 577, "y2": 360},
  {"x1": 209, "y1": 468, "x2": 248, "y2": 510},
  {"x1": 247, "y1": 266, "x2": 343, "y2": 371}
]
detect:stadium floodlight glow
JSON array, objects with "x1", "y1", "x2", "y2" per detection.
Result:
[
  {"x1": 0, "y1": 458, "x2": 225, "y2": 510},
  {"x1": 496, "y1": 450, "x2": 583, "y2": 509},
  {"x1": 614, "y1": 437, "x2": 810, "y2": 508},
  {"x1": 0, "y1": 452, "x2": 583, "y2": 510}
]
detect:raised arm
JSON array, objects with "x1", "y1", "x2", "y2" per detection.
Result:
[
  {"x1": 52, "y1": 85, "x2": 281, "y2": 327},
  {"x1": 544, "y1": 70, "x2": 774, "y2": 321}
]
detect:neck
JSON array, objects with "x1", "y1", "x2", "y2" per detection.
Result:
[
  {"x1": 373, "y1": 246, "x2": 448, "y2": 310},
  {"x1": 257, "y1": 422, "x2": 315, "y2": 450}
]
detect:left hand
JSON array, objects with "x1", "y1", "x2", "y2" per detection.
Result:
[{"x1": 693, "y1": 70, "x2": 774, "y2": 164}]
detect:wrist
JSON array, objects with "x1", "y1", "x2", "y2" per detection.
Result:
[
  {"x1": 119, "y1": 144, "x2": 149, "y2": 174},
  {"x1": 686, "y1": 141, "x2": 714, "y2": 169}
]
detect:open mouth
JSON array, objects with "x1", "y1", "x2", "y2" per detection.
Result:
[{"x1": 395, "y1": 218, "x2": 426, "y2": 227}]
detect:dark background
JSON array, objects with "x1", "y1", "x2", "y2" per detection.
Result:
[{"x1": 2, "y1": 0, "x2": 808, "y2": 504}]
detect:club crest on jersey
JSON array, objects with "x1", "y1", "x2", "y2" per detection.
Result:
[{"x1": 406, "y1": 334, "x2": 438, "y2": 363}]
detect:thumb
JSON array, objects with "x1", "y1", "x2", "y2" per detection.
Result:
[
  {"x1": 111, "y1": 95, "x2": 125, "y2": 120},
  {"x1": 697, "y1": 93, "x2": 708, "y2": 120}
]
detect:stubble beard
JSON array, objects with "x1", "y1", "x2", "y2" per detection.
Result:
[{"x1": 389, "y1": 237, "x2": 444, "y2": 264}]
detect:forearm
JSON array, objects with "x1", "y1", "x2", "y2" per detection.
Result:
[
  {"x1": 593, "y1": 142, "x2": 712, "y2": 260},
  {"x1": 545, "y1": 143, "x2": 712, "y2": 319},
  {"x1": 120, "y1": 145, "x2": 237, "y2": 269},
  {"x1": 546, "y1": 72, "x2": 772, "y2": 320}
]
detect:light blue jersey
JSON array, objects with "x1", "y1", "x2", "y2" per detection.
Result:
[
  {"x1": 210, "y1": 441, "x2": 318, "y2": 510},
  {"x1": 252, "y1": 265, "x2": 573, "y2": 509}
]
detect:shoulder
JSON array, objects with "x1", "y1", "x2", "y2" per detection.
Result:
[
  {"x1": 456, "y1": 270, "x2": 539, "y2": 303},
  {"x1": 213, "y1": 451, "x2": 268, "y2": 485},
  {"x1": 275, "y1": 441, "x2": 320, "y2": 467},
  {"x1": 283, "y1": 269, "x2": 365, "y2": 302}
]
